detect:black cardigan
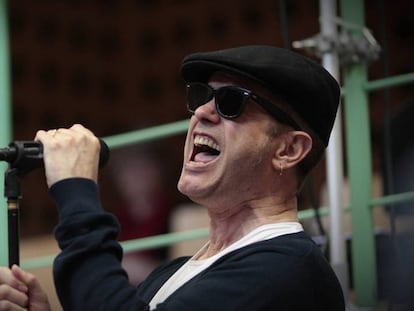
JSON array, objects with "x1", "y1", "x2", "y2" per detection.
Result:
[{"x1": 51, "y1": 178, "x2": 345, "y2": 311}]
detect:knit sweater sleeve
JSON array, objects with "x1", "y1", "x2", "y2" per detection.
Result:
[{"x1": 51, "y1": 178, "x2": 149, "y2": 311}]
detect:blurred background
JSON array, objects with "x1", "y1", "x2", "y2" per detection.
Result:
[
  {"x1": 8, "y1": 0, "x2": 413, "y2": 236},
  {"x1": 2, "y1": 0, "x2": 414, "y2": 310}
]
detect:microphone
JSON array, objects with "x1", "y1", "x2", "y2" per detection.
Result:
[{"x1": 0, "y1": 138, "x2": 110, "y2": 173}]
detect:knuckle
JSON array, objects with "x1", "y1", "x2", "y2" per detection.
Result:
[
  {"x1": 90, "y1": 135, "x2": 100, "y2": 146},
  {"x1": 25, "y1": 275, "x2": 36, "y2": 287},
  {"x1": 0, "y1": 284, "x2": 11, "y2": 299},
  {"x1": 0, "y1": 300, "x2": 13, "y2": 310}
]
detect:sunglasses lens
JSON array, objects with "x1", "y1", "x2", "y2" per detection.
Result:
[
  {"x1": 187, "y1": 83, "x2": 213, "y2": 113},
  {"x1": 216, "y1": 88, "x2": 246, "y2": 118},
  {"x1": 186, "y1": 83, "x2": 247, "y2": 119}
]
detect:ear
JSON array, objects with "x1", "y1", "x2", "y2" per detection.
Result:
[{"x1": 271, "y1": 131, "x2": 312, "y2": 171}]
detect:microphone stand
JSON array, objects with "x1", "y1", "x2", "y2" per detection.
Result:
[
  {"x1": 1, "y1": 140, "x2": 108, "y2": 266},
  {"x1": 1, "y1": 141, "x2": 43, "y2": 267},
  {"x1": 5, "y1": 168, "x2": 22, "y2": 267}
]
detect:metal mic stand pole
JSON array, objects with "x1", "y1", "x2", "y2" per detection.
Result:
[
  {"x1": 4, "y1": 167, "x2": 22, "y2": 267},
  {"x1": 1, "y1": 141, "x2": 43, "y2": 267}
]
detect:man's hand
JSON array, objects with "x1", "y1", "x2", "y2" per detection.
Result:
[
  {"x1": 35, "y1": 124, "x2": 101, "y2": 187},
  {"x1": 0, "y1": 265, "x2": 50, "y2": 311}
]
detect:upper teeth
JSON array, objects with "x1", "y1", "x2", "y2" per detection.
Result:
[{"x1": 194, "y1": 135, "x2": 220, "y2": 152}]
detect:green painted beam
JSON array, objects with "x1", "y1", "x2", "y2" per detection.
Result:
[
  {"x1": 343, "y1": 59, "x2": 378, "y2": 307},
  {"x1": 341, "y1": 0, "x2": 377, "y2": 306},
  {"x1": 365, "y1": 72, "x2": 414, "y2": 92},
  {"x1": 370, "y1": 191, "x2": 414, "y2": 207},
  {"x1": 103, "y1": 119, "x2": 189, "y2": 149},
  {"x1": 21, "y1": 193, "x2": 414, "y2": 271},
  {"x1": 0, "y1": 0, "x2": 13, "y2": 266},
  {"x1": 21, "y1": 207, "x2": 335, "y2": 270},
  {"x1": 22, "y1": 228, "x2": 209, "y2": 270}
]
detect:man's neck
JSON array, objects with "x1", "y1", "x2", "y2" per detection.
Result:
[{"x1": 197, "y1": 197, "x2": 298, "y2": 260}]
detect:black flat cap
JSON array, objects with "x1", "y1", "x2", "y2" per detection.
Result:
[{"x1": 180, "y1": 45, "x2": 340, "y2": 147}]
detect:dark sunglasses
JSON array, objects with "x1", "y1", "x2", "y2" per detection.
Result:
[{"x1": 186, "y1": 82, "x2": 300, "y2": 129}]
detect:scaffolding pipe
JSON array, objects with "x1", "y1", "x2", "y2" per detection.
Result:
[
  {"x1": 0, "y1": 0, "x2": 13, "y2": 266},
  {"x1": 104, "y1": 119, "x2": 189, "y2": 149},
  {"x1": 320, "y1": 0, "x2": 349, "y2": 303}
]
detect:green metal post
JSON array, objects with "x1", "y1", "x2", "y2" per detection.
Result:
[
  {"x1": 0, "y1": 0, "x2": 13, "y2": 266},
  {"x1": 340, "y1": 0, "x2": 377, "y2": 306}
]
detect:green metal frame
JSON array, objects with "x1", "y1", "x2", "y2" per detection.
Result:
[
  {"x1": 343, "y1": 64, "x2": 377, "y2": 306},
  {"x1": 0, "y1": 0, "x2": 12, "y2": 267},
  {"x1": 341, "y1": 0, "x2": 414, "y2": 307},
  {"x1": 18, "y1": 203, "x2": 352, "y2": 270},
  {"x1": 341, "y1": 0, "x2": 377, "y2": 307},
  {"x1": 104, "y1": 120, "x2": 189, "y2": 149}
]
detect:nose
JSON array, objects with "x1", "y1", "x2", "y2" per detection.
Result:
[{"x1": 193, "y1": 99, "x2": 220, "y2": 123}]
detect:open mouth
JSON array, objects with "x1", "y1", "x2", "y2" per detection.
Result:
[{"x1": 190, "y1": 135, "x2": 220, "y2": 163}]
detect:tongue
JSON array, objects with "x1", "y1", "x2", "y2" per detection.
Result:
[{"x1": 194, "y1": 152, "x2": 218, "y2": 163}]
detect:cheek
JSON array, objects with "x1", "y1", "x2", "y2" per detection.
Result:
[{"x1": 226, "y1": 138, "x2": 271, "y2": 179}]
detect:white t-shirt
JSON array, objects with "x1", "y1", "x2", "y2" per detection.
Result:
[{"x1": 149, "y1": 222, "x2": 303, "y2": 310}]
